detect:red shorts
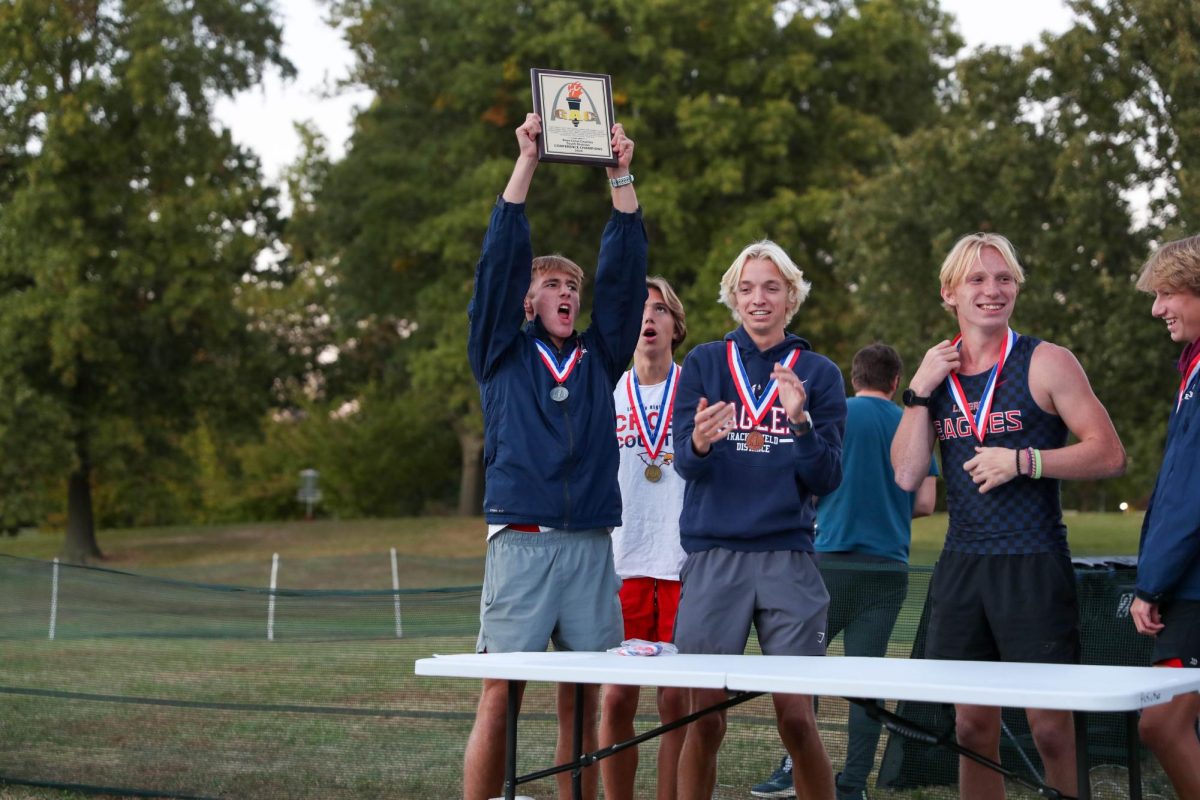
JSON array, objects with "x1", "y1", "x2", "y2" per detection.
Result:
[{"x1": 618, "y1": 577, "x2": 681, "y2": 643}]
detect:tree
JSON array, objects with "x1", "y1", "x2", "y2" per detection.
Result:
[
  {"x1": 833, "y1": 7, "x2": 1186, "y2": 506},
  {"x1": 311, "y1": 0, "x2": 961, "y2": 511},
  {"x1": 0, "y1": 0, "x2": 292, "y2": 561}
]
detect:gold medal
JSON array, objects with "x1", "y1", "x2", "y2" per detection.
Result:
[
  {"x1": 644, "y1": 464, "x2": 662, "y2": 483},
  {"x1": 746, "y1": 431, "x2": 765, "y2": 451}
]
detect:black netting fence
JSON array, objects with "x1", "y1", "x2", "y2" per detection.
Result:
[{"x1": 0, "y1": 554, "x2": 1179, "y2": 799}]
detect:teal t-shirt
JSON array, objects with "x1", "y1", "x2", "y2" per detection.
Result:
[{"x1": 815, "y1": 396, "x2": 938, "y2": 563}]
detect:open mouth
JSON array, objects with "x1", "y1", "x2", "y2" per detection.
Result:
[
  {"x1": 642, "y1": 326, "x2": 658, "y2": 341},
  {"x1": 978, "y1": 303, "x2": 1005, "y2": 311},
  {"x1": 557, "y1": 304, "x2": 571, "y2": 322}
]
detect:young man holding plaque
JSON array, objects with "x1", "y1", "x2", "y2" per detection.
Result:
[
  {"x1": 1129, "y1": 235, "x2": 1200, "y2": 798},
  {"x1": 671, "y1": 240, "x2": 847, "y2": 800},
  {"x1": 891, "y1": 232, "x2": 1125, "y2": 800},
  {"x1": 464, "y1": 111, "x2": 646, "y2": 800},
  {"x1": 600, "y1": 276, "x2": 689, "y2": 800}
]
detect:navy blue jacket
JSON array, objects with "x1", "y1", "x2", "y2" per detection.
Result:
[
  {"x1": 673, "y1": 327, "x2": 846, "y2": 553},
  {"x1": 1137, "y1": 358, "x2": 1200, "y2": 602},
  {"x1": 467, "y1": 198, "x2": 648, "y2": 529}
]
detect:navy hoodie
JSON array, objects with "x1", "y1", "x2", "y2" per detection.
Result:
[
  {"x1": 673, "y1": 327, "x2": 846, "y2": 553},
  {"x1": 467, "y1": 198, "x2": 648, "y2": 530},
  {"x1": 1136, "y1": 344, "x2": 1200, "y2": 602}
]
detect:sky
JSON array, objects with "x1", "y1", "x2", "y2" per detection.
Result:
[{"x1": 215, "y1": 1, "x2": 1077, "y2": 190}]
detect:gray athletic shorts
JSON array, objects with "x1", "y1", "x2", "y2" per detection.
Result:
[
  {"x1": 476, "y1": 528, "x2": 624, "y2": 654},
  {"x1": 673, "y1": 548, "x2": 829, "y2": 656}
]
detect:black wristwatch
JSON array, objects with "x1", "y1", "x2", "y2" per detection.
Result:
[
  {"x1": 789, "y1": 412, "x2": 813, "y2": 437},
  {"x1": 902, "y1": 388, "x2": 931, "y2": 408}
]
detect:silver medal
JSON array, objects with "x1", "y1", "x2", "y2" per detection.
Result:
[{"x1": 550, "y1": 385, "x2": 569, "y2": 402}]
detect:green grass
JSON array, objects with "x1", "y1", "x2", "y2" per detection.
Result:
[
  {"x1": 910, "y1": 511, "x2": 1141, "y2": 565},
  {"x1": 0, "y1": 517, "x2": 489, "y2": 588},
  {"x1": 0, "y1": 514, "x2": 1158, "y2": 799},
  {"x1": 0, "y1": 511, "x2": 1143, "y2": 577}
]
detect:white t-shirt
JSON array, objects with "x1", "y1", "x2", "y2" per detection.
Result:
[{"x1": 612, "y1": 368, "x2": 687, "y2": 580}]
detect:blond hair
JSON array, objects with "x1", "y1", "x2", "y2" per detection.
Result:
[
  {"x1": 531, "y1": 254, "x2": 585, "y2": 288},
  {"x1": 718, "y1": 240, "x2": 811, "y2": 326},
  {"x1": 939, "y1": 233, "x2": 1025, "y2": 313}
]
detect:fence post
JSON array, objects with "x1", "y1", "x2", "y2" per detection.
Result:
[
  {"x1": 267, "y1": 553, "x2": 279, "y2": 642},
  {"x1": 48, "y1": 557, "x2": 59, "y2": 640},
  {"x1": 391, "y1": 547, "x2": 403, "y2": 638}
]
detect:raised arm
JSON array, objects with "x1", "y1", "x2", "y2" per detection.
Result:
[
  {"x1": 502, "y1": 113, "x2": 541, "y2": 204},
  {"x1": 589, "y1": 122, "x2": 648, "y2": 382},
  {"x1": 606, "y1": 123, "x2": 638, "y2": 214},
  {"x1": 892, "y1": 340, "x2": 958, "y2": 491},
  {"x1": 466, "y1": 116, "x2": 541, "y2": 381}
]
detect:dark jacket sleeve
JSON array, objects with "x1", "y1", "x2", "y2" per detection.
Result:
[
  {"x1": 791, "y1": 358, "x2": 846, "y2": 496},
  {"x1": 1136, "y1": 412, "x2": 1200, "y2": 599},
  {"x1": 673, "y1": 346, "x2": 715, "y2": 481},
  {"x1": 586, "y1": 208, "x2": 648, "y2": 384},
  {"x1": 467, "y1": 199, "x2": 533, "y2": 382}
]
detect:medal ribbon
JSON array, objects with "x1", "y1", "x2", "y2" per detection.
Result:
[
  {"x1": 626, "y1": 363, "x2": 680, "y2": 462},
  {"x1": 534, "y1": 339, "x2": 582, "y2": 384},
  {"x1": 944, "y1": 327, "x2": 1018, "y2": 443},
  {"x1": 726, "y1": 341, "x2": 801, "y2": 426},
  {"x1": 1177, "y1": 350, "x2": 1200, "y2": 412}
]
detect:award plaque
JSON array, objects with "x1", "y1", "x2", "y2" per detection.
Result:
[{"x1": 530, "y1": 68, "x2": 618, "y2": 167}]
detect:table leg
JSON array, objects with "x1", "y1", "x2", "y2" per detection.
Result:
[
  {"x1": 572, "y1": 683, "x2": 584, "y2": 800},
  {"x1": 505, "y1": 680, "x2": 519, "y2": 800},
  {"x1": 1126, "y1": 711, "x2": 1142, "y2": 800},
  {"x1": 1074, "y1": 711, "x2": 1090, "y2": 800}
]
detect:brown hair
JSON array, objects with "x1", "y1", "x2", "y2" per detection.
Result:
[
  {"x1": 851, "y1": 343, "x2": 902, "y2": 393},
  {"x1": 646, "y1": 276, "x2": 687, "y2": 351},
  {"x1": 531, "y1": 254, "x2": 585, "y2": 288},
  {"x1": 1136, "y1": 234, "x2": 1200, "y2": 295}
]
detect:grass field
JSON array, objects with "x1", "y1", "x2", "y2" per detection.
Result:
[
  {"x1": 0, "y1": 514, "x2": 1169, "y2": 799},
  {"x1": 0, "y1": 510, "x2": 1145, "y2": 580}
]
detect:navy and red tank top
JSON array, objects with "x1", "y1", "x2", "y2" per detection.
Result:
[{"x1": 929, "y1": 335, "x2": 1069, "y2": 555}]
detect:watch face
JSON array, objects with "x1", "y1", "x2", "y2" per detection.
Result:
[{"x1": 903, "y1": 389, "x2": 925, "y2": 407}]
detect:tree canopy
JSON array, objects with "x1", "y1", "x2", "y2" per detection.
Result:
[
  {"x1": 3, "y1": 0, "x2": 1195, "y2": 534},
  {"x1": 0, "y1": 0, "x2": 292, "y2": 559}
]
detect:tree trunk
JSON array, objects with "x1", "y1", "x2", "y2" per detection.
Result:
[
  {"x1": 62, "y1": 433, "x2": 102, "y2": 564},
  {"x1": 456, "y1": 429, "x2": 485, "y2": 517}
]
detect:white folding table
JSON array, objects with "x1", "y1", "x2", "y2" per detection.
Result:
[{"x1": 416, "y1": 652, "x2": 1200, "y2": 800}]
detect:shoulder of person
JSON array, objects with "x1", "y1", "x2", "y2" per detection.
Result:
[
  {"x1": 798, "y1": 350, "x2": 844, "y2": 379},
  {"x1": 1029, "y1": 340, "x2": 1085, "y2": 373},
  {"x1": 681, "y1": 340, "x2": 726, "y2": 363}
]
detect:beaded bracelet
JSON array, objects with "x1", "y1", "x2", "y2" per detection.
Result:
[{"x1": 1014, "y1": 448, "x2": 1022, "y2": 476}]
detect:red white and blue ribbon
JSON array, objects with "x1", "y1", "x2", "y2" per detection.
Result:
[
  {"x1": 726, "y1": 341, "x2": 801, "y2": 426},
  {"x1": 945, "y1": 327, "x2": 1018, "y2": 443},
  {"x1": 534, "y1": 339, "x2": 582, "y2": 384},
  {"x1": 1177, "y1": 350, "x2": 1200, "y2": 413},
  {"x1": 626, "y1": 363, "x2": 680, "y2": 461}
]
